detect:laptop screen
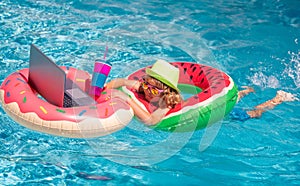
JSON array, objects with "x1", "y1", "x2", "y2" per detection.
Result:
[{"x1": 28, "y1": 44, "x2": 65, "y2": 107}]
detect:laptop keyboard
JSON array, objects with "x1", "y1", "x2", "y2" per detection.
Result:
[{"x1": 63, "y1": 93, "x2": 79, "y2": 108}]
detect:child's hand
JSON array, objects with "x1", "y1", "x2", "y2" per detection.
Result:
[
  {"x1": 241, "y1": 86, "x2": 255, "y2": 93},
  {"x1": 105, "y1": 78, "x2": 125, "y2": 89},
  {"x1": 110, "y1": 90, "x2": 128, "y2": 100}
]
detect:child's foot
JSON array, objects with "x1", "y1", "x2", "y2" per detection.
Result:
[
  {"x1": 241, "y1": 86, "x2": 255, "y2": 93},
  {"x1": 276, "y1": 90, "x2": 298, "y2": 102},
  {"x1": 237, "y1": 86, "x2": 255, "y2": 102}
]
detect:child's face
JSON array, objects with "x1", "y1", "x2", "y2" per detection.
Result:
[{"x1": 141, "y1": 78, "x2": 163, "y2": 103}]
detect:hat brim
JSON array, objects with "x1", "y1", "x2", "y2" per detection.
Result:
[{"x1": 146, "y1": 68, "x2": 180, "y2": 92}]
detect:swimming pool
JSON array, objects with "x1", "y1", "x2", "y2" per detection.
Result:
[{"x1": 0, "y1": 0, "x2": 299, "y2": 185}]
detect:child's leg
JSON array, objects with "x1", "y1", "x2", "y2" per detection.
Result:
[
  {"x1": 246, "y1": 90, "x2": 297, "y2": 118},
  {"x1": 238, "y1": 86, "x2": 255, "y2": 102}
]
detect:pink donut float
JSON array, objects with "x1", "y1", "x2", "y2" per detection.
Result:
[{"x1": 0, "y1": 67, "x2": 133, "y2": 138}]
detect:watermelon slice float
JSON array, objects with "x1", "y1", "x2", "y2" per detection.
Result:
[{"x1": 122, "y1": 62, "x2": 238, "y2": 132}]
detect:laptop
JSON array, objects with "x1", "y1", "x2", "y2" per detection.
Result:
[{"x1": 28, "y1": 44, "x2": 96, "y2": 108}]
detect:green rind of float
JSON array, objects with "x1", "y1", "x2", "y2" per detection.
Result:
[{"x1": 152, "y1": 84, "x2": 238, "y2": 132}]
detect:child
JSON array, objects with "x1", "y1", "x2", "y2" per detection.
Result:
[
  {"x1": 106, "y1": 59, "x2": 297, "y2": 124},
  {"x1": 105, "y1": 60, "x2": 182, "y2": 125}
]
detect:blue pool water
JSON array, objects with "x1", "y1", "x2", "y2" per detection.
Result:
[{"x1": 1, "y1": 0, "x2": 300, "y2": 185}]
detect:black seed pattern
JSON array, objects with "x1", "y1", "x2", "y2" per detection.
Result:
[
  {"x1": 208, "y1": 76, "x2": 214, "y2": 80},
  {"x1": 192, "y1": 66, "x2": 197, "y2": 72},
  {"x1": 199, "y1": 70, "x2": 203, "y2": 76},
  {"x1": 190, "y1": 75, "x2": 193, "y2": 80}
]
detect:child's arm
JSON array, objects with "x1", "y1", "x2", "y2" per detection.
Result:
[
  {"x1": 105, "y1": 78, "x2": 140, "y2": 90},
  {"x1": 111, "y1": 90, "x2": 170, "y2": 126}
]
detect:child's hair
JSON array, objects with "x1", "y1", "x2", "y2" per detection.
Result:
[{"x1": 141, "y1": 75, "x2": 182, "y2": 108}]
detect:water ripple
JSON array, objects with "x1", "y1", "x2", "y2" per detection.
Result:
[{"x1": 1, "y1": 0, "x2": 300, "y2": 185}]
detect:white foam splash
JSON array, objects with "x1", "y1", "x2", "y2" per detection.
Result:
[
  {"x1": 249, "y1": 72, "x2": 280, "y2": 89},
  {"x1": 284, "y1": 50, "x2": 300, "y2": 88}
]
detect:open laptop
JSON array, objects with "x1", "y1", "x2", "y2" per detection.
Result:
[{"x1": 28, "y1": 44, "x2": 96, "y2": 107}]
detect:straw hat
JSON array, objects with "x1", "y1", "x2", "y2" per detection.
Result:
[{"x1": 146, "y1": 59, "x2": 180, "y2": 92}]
